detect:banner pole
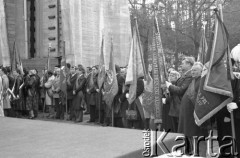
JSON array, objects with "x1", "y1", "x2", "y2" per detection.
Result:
[
  {"x1": 112, "y1": 105, "x2": 114, "y2": 127},
  {"x1": 230, "y1": 112, "x2": 237, "y2": 158}
]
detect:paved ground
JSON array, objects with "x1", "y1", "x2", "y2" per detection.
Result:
[{"x1": 0, "y1": 115, "x2": 219, "y2": 158}]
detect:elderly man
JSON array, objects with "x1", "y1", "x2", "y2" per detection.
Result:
[
  {"x1": 165, "y1": 57, "x2": 194, "y2": 132},
  {"x1": 178, "y1": 62, "x2": 208, "y2": 157}
]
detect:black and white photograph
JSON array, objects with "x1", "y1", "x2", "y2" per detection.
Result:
[{"x1": 0, "y1": 0, "x2": 240, "y2": 157}]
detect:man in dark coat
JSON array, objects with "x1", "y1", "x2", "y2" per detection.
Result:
[
  {"x1": 86, "y1": 66, "x2": 99, "y2": 122},
  {"x1": 178, "y1": 62, "x2": 208, "y2": 157},
  {"x1": 215, "y1": 75, "x2": 240, "y2": 158},
  {"x1": 67, "y1": 66, "x2": 78, "y2": 120},
  {"x1": 84, "y1": 67, "x2": 92, "y2": 115},
  {"x1": 165, "y1": 57, "x2": 194, "y2": 132},
  {"x1": 214, "y1": 49, "x2": 240, "y2": 158},
  {"x1": 112, "y1": 65, "x2": 125, "y2": 127},
  {"x1": 72, "y1": 65, "x2": 86, "y2": 122}
]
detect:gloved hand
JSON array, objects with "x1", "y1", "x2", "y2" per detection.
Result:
[
  {"x1": 126, "y1": 93, "x2": 129, "y2": 99},
  {"x1": 227, "y1": 102, "x2": 238, "y2": 113},
  {"x1": 162, "y1": 98, "x2": 166, "y2": 104},
  {"x1": 165, "y1": 81, "x2": 172, "y2": 88}
]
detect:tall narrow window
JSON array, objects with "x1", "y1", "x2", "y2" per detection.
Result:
[{"x1": 29, "y1": 0, "x2": 36, "y2": 58}]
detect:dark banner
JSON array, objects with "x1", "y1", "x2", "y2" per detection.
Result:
[{"x1": 194, "y1": 8, "x2": 233, "y2": 126}]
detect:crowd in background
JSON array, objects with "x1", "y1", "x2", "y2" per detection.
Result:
[{"x1": 0, "y1": 54, "x2": 240, "y2": 157}]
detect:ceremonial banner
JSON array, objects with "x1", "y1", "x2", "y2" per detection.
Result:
[
  {"x1": 194, "y1": 7, "x2": 233, "y2": 126},
  {"x1": 11, "y1": 41, "x2": 24, "y2": 75},
  {"x1": 151, "y1": 17, "x2": 168, "y2": 124},
  {"x1": 142, "y1": 74, "x2": 154, "y2": 115},
  {"x1": 60, "y1": 41, "x2": 67, "y2": 96},
  {"x1": 0, "y1": 0, "x2": 11, "y2": 66},
  {"x1": 97, "y1": 36, "x2": 105, "y2": 89},
  {"x1": 103, "y1": 40, "x2": 118, "y2": 108},
  {"x1": 47, "y1": 48, "x2": 50, "y2": 71},
  {"x1": 125, "y1": 20, "x2": 146, "y2": 104},
  {"x1": 197, "y1": 29, "x2": 208, "y2": 64}
]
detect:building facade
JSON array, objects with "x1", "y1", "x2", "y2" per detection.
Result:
[{"x1": 2, "y1": 0, "x2": 131, "y2": 71}]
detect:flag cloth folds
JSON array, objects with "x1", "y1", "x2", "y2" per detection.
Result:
[
  {"x1": 151, "y1": 17, "x2": 168, "y2": 124},
  {"x1": 60, "y1": 41, "x2": 67, "y2": 96},
  {"x1": 125, "y1": 20, "x2": 146, "y2": 104},
  {"x1": 11, "y1": 41, "x2": 23, "y2": 75},
  {"x1": 194, "y1": 8, "x2": 233, "y2": 126},
  {"x1": 97, "y1": 36, "x2": 105, "y2": 89},
  {"x1": 0, "y1": 0, "x2": 11, "y2": 66},
  {"x1": 103, "y1": 39, "x2": 118, "y2": 108},
  {"x1": 47, "y1": 47, "x2": 50, "y2": 71},
  {"x1": 197, "y1": 28, "x2": 208, "y2": 64}
]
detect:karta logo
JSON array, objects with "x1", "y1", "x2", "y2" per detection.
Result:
[{"x1": 142, "y1": 129, "x2": 238, "y2": 157}]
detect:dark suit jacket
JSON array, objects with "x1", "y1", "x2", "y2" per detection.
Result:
[
  {"x1": 72, "y1": 74, "x2": 87, "y2": 110},
  {"x1": 67, "y1": 73, "x2": 78, "y2": 100},
  {"x1": 168, "y1": 70, "x2": 192, "y2": 117},
  {"x1": 86, "y1": 73, "x2": 99, "y2": 106}
]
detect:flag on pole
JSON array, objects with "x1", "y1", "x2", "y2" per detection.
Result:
[
  {"x1": 60, "y1": 41, "x2": 67, "y2": 95},
  {"x1": 197, "y1": 28, "x2": 208, "y2": 64},
  {"x1": 125, "y1": 19, "x2": 146, "y2": 104},
  {"x1": 0, "y1": 0, "x2": 11, "y2": 67},
  {"x1": 46, "y1": 43, "x2": 51, "y2": 71},
  {"x1": 11, "y1": 41, "x2": 24, "y2": 75},
  {"x1": 97, "y1": 36, "x2": 105, "y2": 89},
  {"x1": 194, "y1": 6, "x2": 233, "y2": 126},
  {"x1": 103, "y1": 39, "x2": 118, "y2": 108},
  {"x1": 151, "y1": 16, "x2": 168, "y2": 124}
]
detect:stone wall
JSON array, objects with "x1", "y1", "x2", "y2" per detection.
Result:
[{"x1": 3, "y1": 0, "x2": 132, "y2": 69}]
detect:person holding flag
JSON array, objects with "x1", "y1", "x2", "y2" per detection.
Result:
[
  {"x1": 165, "y1": 57, "x2": 194, "y2": 132},
  {"x1": 215, "y1": 44, "x2": 240, "y2": 158}
]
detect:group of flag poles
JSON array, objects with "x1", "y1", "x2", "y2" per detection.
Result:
[
  {"x1": 194, "y1": 4, "x2": 237, "y2": 155},
  {"x1": 9, "y1": 3, "x2": 236, "y2": 148}
]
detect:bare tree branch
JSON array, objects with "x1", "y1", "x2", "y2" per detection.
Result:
[{"x1": 128, "y1": 0, "x2": 135, "y2": 9}]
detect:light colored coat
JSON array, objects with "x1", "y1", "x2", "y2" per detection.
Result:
[
  {"x1": 2, "y1": 74, "x2": 10, "y2": 109},
  {"x1": 44, "y1": 75, "x2": 55, "y2": 105}
]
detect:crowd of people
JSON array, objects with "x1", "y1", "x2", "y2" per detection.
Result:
[{"x1": 0, "y1": 52, "x2": 239, "y2": 157}]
